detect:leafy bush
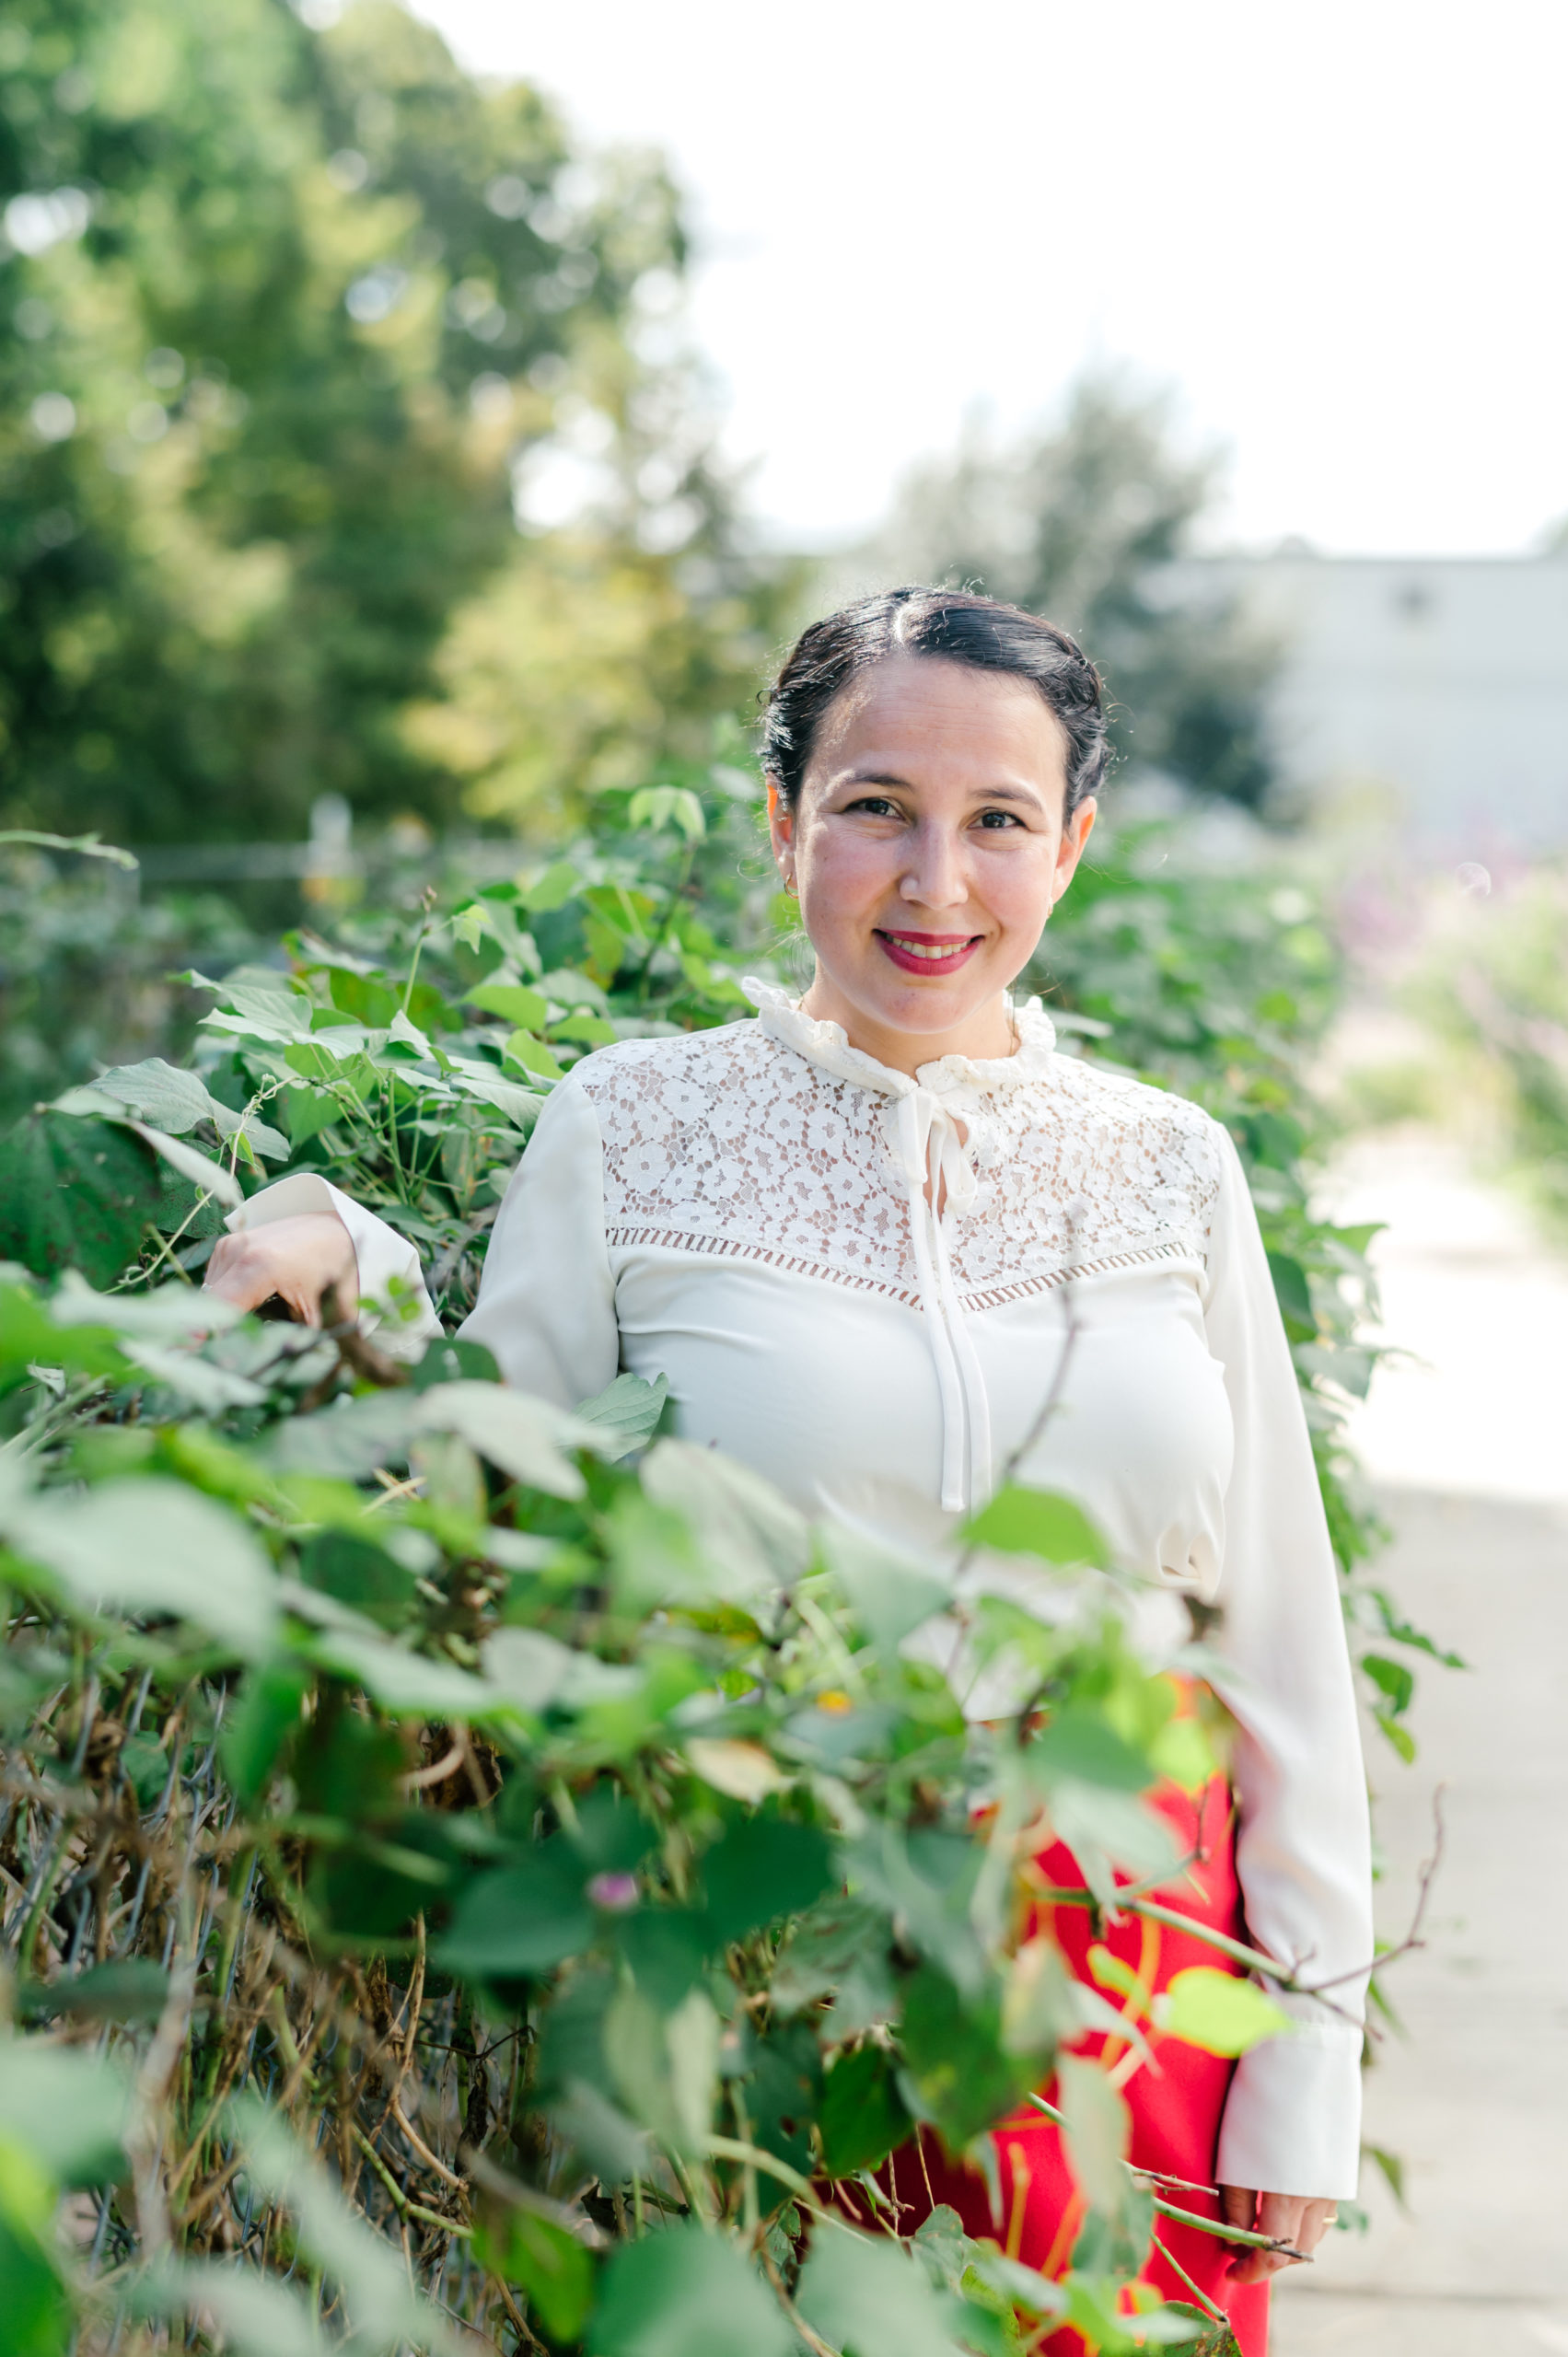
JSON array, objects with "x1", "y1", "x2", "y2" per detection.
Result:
[{"x1": 0, "y1": 784, "x2": 1407, "y2": 2353}]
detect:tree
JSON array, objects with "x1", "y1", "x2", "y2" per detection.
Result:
[
  {"x1": 865, "y1": 375, "x2": 1281, "y2": 807},
  {"x1": 0, "y1": 0, "x2": 783, "y2": 846}
]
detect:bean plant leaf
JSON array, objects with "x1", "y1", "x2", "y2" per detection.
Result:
[
  {"x1": 796, "y1": 2228, "x2": 973, "y2": 2357},
  {"x1": 6, "y1": 1478, "x2": 280, "y2": 1660},
  {"x1": 573, "y1": 1370, "x2": 669, "y2": 1459},
  {"x1": 587, "y1": 2223, "x2": 793, "y2": 2357},
  {"x1": 963, "y1": 1485, "x2": 1110, "y2": 1570},
  {"x1": 134, "y1": 2258, "x2": 326, "y2": 2357},
  {"x1": 1153, "y1": 1968, "x2": 1292, "y2": 2056},
  {"x1": 476, "y1": 2207, "x2": 594, "y2": 2344},
  {"x1": 1057, "y1": 2052, "x2": 1131, "y2": 2215},
  {"x1": 641, "y1": 1437, "x2": 812, "y2": 1602},
  {"x1": 818, "y1": 2043, "x2": 912, "y2": 2177},
  {"x1": 435, "y1": 1848, "x2": 596, "y2": 1978},
  {"x1": 0, "y1": 1112, "x2": 168, "y2": 1286},
  {"x1": 0, "y1": 2041, "x2": 133, "y2": 2188}
]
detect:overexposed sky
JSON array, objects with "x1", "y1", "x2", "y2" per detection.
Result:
[{"x1": 416, "y1": 0, "x2": 1568, "y2": 556}]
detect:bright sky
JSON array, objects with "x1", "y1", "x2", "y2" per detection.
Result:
[{"x1": 414, "y1": 0, "x2": 1568, "y2": 557}]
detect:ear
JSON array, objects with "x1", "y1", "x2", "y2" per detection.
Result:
[
  {"x1": 1052, "y1": 797, "x2": 1097, "y2": 898},
  {"x1": 766, "y1": 776, "x2": 795, "y2": 870}
]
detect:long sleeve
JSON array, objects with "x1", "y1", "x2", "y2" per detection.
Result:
[
  {"x1": 457, "y1": 1076, "x2": 619, "y2": 1407},
  {"x1": 224, "y1": 1170, "x2": 441, "y2": 1361},
  {"x1": 1202, "y1": 1127, "x2": 1373, "y2": 2200}
]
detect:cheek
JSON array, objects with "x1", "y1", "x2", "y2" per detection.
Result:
[
  {"x1": 797, "y1": 829, "x2": 896, "y2": 911},
  {"x1": 977, "y1": 840, "x2": 1062, "y2": 933}
]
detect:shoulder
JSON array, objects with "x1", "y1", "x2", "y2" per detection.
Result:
[
  {"x1": 1042, "y1": 1051, "x2": 1225, "y2": 1155},
  {"x1": 566, "y1": 1018, "x2": 780, "y2": 1133}
]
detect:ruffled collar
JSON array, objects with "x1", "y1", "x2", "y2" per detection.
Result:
[{"x1": 742, "y1": 976, "x2": 1057, "y2": 1098}]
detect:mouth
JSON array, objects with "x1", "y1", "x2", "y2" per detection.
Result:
[{"x1": 874, "y1": 929, "x2": 983, "y2": 977}]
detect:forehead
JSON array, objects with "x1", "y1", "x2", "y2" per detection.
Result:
[{"x1": 809, "y1": 654, "x2": 1068, "y2": 789}]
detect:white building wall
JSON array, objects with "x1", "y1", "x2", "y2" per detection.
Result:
[{"x1": 1175, "y1": 555, "x2": 1568, "y2": 852}]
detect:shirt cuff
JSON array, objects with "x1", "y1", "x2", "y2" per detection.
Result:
[
  {"x1": 226, "y1": 1173, "x2": 441, "y2": 1362},
  {"x1": 1214, "y1": 2021, "x2": 1365, "y2": 2200}
]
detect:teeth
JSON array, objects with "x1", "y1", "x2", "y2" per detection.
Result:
[{"x1": 889, "y1": 936, "x2": 970, "y2": 960}]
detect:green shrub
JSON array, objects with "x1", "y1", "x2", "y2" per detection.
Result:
[{"x1": 0, "y1": 784, "x2": 1413, "y2": 2352}]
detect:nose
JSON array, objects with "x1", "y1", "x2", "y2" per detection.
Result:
[{"x1": 900, "y1": 818, "x2": 970, "y2": 913}]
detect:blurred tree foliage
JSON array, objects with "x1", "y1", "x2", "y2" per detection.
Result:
[
  {"x1": 0, "y1": 0, "x2": 788, "y2": 847},
  {"x1": 866, "y1": 376, "x2": 1281, "y2": 807}
]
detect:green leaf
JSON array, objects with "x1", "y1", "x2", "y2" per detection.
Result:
[
  {"x1": 412, "y1": 1336, "x2": 501, "y2": 1390},
  {"x1": 628, "y1": 784, "x2": 706, "y2": 842},
  {"x1": 1359, "y1": 1652, "x2": 1414, "y2": 1716},
  {"x1": 641, "y1": 1438, "x2": 812, "y2": 1604},
  {"x1": 0, "y1": 2042, "x2": 132, "y2": 2189},
  {"x1": 415, "y1": 1382, "x2": 590, "y2": 1498},
  {"x1": 963, "y1": 1485, "x2": 1110, "y2": 1569},
  {"x1": 1266, "y1": 1251, "x2": 1315, "y2": 1335},
  {"x1": 520, "y1": 863, "x2": 584, "y2": 914},
  {"x1": 796, "y1": 2228, "x2": 973, "y2": 2357},
  {"x1": 1057, "y1": 2052, "x2": 1131, "y2": 2214},
  {"x1": 1364, "y1": 2141, "x2": 1408, "y2": 2209},
  {"x1": 504, "y1": 1028, "x2": 567, "y2": 1082},
  {"x1": 588, "y1": 2223, "x2": 793, "y2": 2357},
  {"x1": 0, "y1": 2142, "x2": 70, "y2": 2357},
  {"x1": 819, "y1": 1525, "x2": 950, "y2": 1653},
  {"x1": 818, "y1": 2044, "x2": 912, "y2": 2177},
  {"x1": 7, "y1": 1478, "x2": 280, "y2": 1661},
  {"x1": 0, "y1": 1112, "x2": 166, "y2": 1286},
  {"x1": 299, "y1": 1530, "x2": 417, "y2": 1631},
  {"x1": 0, "y1": 1276, "x2": 132, "y2": 1393},
  {"x1": 699, "y1": 1814, "x2": 835, "y2": 1946},
  {"x1": 436, "y1": 1848, "x2": 595, "y2": 1979},
  {"x1": 477, "y1": 2207, "x2": 595, "y2": 2344},
  {"x1": 221, "y1": 1660, "x2": 312, "y2": 1808},
  {"x1": 899, "y1": 1968, "x2": 1039, "y2": 2149},
  {"x1": 297, "y1": 1628, "x2": 499, "y2": 1722},
  {"x1": 465, "y1": 981, "x2": 550, "y2": 1030},
  {"x1": 134, "y1": 2258, "x2": 327, "y2": 2357},
  {"x1": 17, "y1": 1961, "x2": 170, "y2": 2027},
  {"x1": 1153, "y1": 1967, "x2": 1292, "y2": 2056},
  {"x1": 573, "y1": 1371, "x2": 668, "y2": 1459},
  {"x1": 1029, "y1": 1711, "x2": 1153, "y2": 1794}
]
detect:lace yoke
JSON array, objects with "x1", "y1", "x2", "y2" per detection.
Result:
[{"x1": 572, "y1": 997, "x2": 1225, "y2": 1316}]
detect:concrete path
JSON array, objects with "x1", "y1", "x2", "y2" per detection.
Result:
[{"x1": 1272, "y1": 1137, "x2": 1568, "y2": 2354}]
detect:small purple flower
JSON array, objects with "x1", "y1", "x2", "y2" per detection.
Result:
[{"x1": 587, "y1": 1870, "x2": 640, "y2": 1912}]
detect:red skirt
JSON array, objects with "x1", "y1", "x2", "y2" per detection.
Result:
[{"x1": 888, "y1": 1771, "x2": 1271, "y2": 2356}]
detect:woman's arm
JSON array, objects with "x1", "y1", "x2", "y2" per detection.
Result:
[
  {"x1": 456, "y1": 1077, "x2": 619, "y2": 1405},
  {"x1": 206, "y1": 1171, "x2": 441, "y2": 1358},
  {"x1": 205, "y1": 1079, "x2": 620, "y2": 1406},
  {"x1": 1202, "y1": 1126, "x2": 1374, "y2": 2208}
]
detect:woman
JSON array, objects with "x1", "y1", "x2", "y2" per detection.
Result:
[{"x1": 208, "y1": 589, "x2": 1371, "y2": 2351}]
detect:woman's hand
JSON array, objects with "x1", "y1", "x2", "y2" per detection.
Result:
[
  {"x1": 203, "y1": 1212, "x2": 359, "y2": 1328},
  {"x1": 1218, "y1": 2185, "x2": 1336, "y2": 2282}
]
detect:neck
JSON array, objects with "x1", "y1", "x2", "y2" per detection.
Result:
[{"x1": 798, "y1": 968, "x2": 1018, "y2": 1077}]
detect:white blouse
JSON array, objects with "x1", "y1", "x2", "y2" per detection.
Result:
[{"x1": 238, "y1": 981, "x2": 1372, "y2": 2200}]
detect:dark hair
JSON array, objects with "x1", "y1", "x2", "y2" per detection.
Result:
[{"x1": 761, "y1": 586, "x2": 1109, "y2": 816}]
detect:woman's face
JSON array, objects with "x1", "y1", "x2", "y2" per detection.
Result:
[{"x1": 768, "y1": 654, "x2": 1097, "y2": 1068}]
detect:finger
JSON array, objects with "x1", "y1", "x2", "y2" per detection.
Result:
[
  {"x1": 1217, "y1": 2185, "x2": 1255, "y2": 2233},
  {"x1": 1229, "y1": 2194, "x2": 1310, "y2": 2282},
  {"x1": 203, "y1": 1248, "x2": 275, "y2": 1314}
]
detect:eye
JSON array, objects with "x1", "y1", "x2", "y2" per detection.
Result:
[
  {"x1": 973, "y1": 807, "x2": 1026, "y2": 830},
  {"x1": 844, "y1": 795, "x2": 902, "y2": 819}
]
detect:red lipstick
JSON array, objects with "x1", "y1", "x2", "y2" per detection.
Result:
[{"x1": 875, "y1": 929, "x2": 982, "y2": 977}]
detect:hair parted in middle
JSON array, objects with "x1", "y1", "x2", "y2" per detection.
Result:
[{"x1": 760, "y1": 586, "x2": 1109, "y2": 817}]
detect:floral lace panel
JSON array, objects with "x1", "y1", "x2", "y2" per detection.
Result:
[{"x1": 577, "y1": 1023, "x2": 1223, "y2": 1311}]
